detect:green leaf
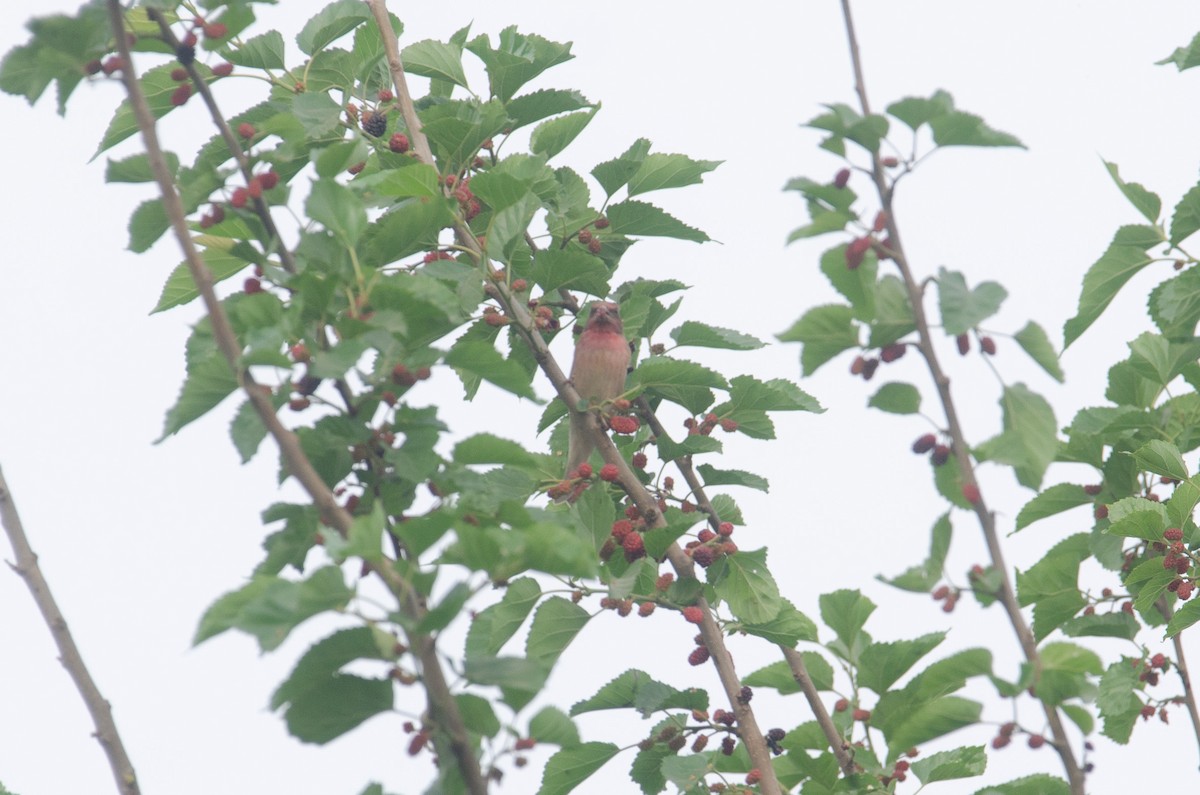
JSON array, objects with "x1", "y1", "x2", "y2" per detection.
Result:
[
  {"x1": 745, "y1": 653, "x2": 833, "y2": 695},
  {"x1": 308, "y1": 179, "x2": 367, "y2": 247},
  {"x1": 1103, "y1": 161, "x2": 1162, "y2": 222},
  {"x1": 930, "y1": 111, "x2": 1024, "y2": 148},
  {"x1": 880, "y1": 513, "x2": 952, "y2": 592},
  {"x1": 910, "y1": 745, "x2": 987, "y2": 784},
  {"x1": 465, "y1": 578, "x2": 541, "y2": 660},
  {"x1": 740, "y1": 601, "x2": 820, "y2": 647},
  {"x1": 153, "y1": 245, "x2": 250, "y2": 313},
  {"x1": 296, "y1": 0, "x2": 372, "y2": 54},
  {"x1": 937, "y1": 268, "x2": 1007, "y2": 335},
  {"x1": 415, "y1": 581, "x2": 473, "y2": 634},
  {"x1": 974, "y1": 775, "x2": 1070, "y2": 795},
  {"x1": 883, "y1": 696, "x2": 982, "y2": 759},
  {"x1": 194, "y1": 566, "x2": 354, "y2": 651},
  {"x1": 530, "y1": 108, "x2": 598, "y2": 160},
  {"x1": 1167, "y1": 599, "x2": 1200, "y2": 637},
  {"x1": 1105, "y1": 496, "x2": 1167, "y2": 540},
  {"x1": 571, "y1": 669, "x2": 706, "y2": 717},
  {"x1": 605, "y1": 200, "x2": 710, "y2": 243},
  {"x1": 1172, "y1": 182, "x2": 1200, "y2": 246},
  {"x1": 807, "y1": 103, "x2": 889, "y2": 153},
  {"x1": 454, "y1": 433, "x2": 538, "y2": 467},
  {"x1": 868, "y1": 382, "x2": 921, "y2": 414},
  {"x1": 536, "y1": 743, "x2": 619, "y2": 795},
  {"x1": 1013, "y1": 321, "x2": 1065, "y2": 382},
  {"x1": 973, "y1": 384, "x2": 1058, "y2": 489},
  {"x1": 1037, "y1": 642, "x2": 1103, "y2": 705},
  {"x1": 528, "y1": 706, "x2": 581, "y2": 747},
  {"x1": 1097, "y1": 658, "x2": 1140, "y2": 743},
  {"x1": 270, "y1": 627, "x2": 394, "y2": 744},
  {"x1": 819, "y1": 589, "x2": 875, "y2": 656},
  {"x1": 869, "y1": 275, "x2": 917, "y2": 347},
  {"x1": 819, "y1": 243, "x2": 878, "y2": 318},
  {"x1": 1063, "y1": 235, "x2": 1157, "y2": 348},
  {"x1": 592, "y1": 138, "x2": 651, "y2": 197},
  {"x1": 1151, "y1": 265, "x2": 1200, "y2": 340},
  {"x1": 128, "y1": 199, "x2": 169, "y2": 253},
  {"x1": 695, "y1": 464, "x2": 768, "y2": 492},
  {"x1": 530, "y1": 249, "x2": 612, "y2": 296},
  {"x1": 859, "y1": 632, "x2": 946, "y2": 694},
  {"x1": 106, "y1": 151, "x2": 179, "y2": 183},
  {"x1": 446, "y1": 339, "x2": 540, "y2": 400},
  {"x1": 1131, "y1": 439, "x2": 1189, "y2": 481},
  {"x1": 526, "y1": 597, "x2": 590, "y2": 668},
  {"x1": 1060, "y1": 612, "x2": 1140, "y2": 641},
  {"x1": 1158, "y1": 31, "x2": 1200, "y2": 71},
  {"x1": 1014, "y1": 484, "x2": 1092, "y2": 532},
  {"x1": 777, "y1": 304, "x2": 859, "y2": 376},
  {"x1": 629, "y1": 356, "x2": 726, "y2": 415},
  {"x1": 0, "y1": 2, "x2": 111, "y2": 114},
  {"x1": 506, "y1": 89, "x2": 593, "y2": 131},
  {"x1": 1015, "y1": 534, "x2": 1089, "y2": 641},
  {"x1": 223, "y1": 30, "x2": 286, "y2": 69},
  {"x1": 466, "y1": 27, "x2": 574, "y2": 104},
  {"x1": 400, "y1": 39, "x2": 469, "y2": 88},
  {"x1": 669, "y1": 321, "x2": 765, "y2": 351},
  {"x1": 157, "y1": 322, "x2": 238, "y2": 440},
  {"x1": 708, "y1": 548, "x2": 782, "y2": 624},
  {"x1": 627, "y1": 153, "x2": 722, "y2": 197}
]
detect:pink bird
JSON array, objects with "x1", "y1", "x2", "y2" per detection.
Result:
[{"x1": 566, "y1": 302, "x2": 628, "y2": 476}]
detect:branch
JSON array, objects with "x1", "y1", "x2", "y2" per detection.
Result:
[
  {"x1": 366, "y1": 0, "x2": 433, "y2": 165},
  {"x1": 1157, "y1": 598, "x2": 1200, "y2": 766},
  {"x1": 104, "y1": 5, "x2": 487, "y2": 793},
  {"x1": 838, "y1": 2, "x2": 1085, "y2": 791},
  {"x1": 636, "y1": 401, "x2": 858, "y2": 776},
  {"x1": 835, "y1": 0, "x2": 1089, "y2": 792},
  {"x1": 0, "y1": 464, "x2": 141, "y2": 795}
]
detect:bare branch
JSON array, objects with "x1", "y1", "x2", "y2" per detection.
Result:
[{"x1": 0, "y1": 464, "x2": 141, "y2": 795}]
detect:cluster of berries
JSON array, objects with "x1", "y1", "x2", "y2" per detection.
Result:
[
  {"x1": 911, "y1": 432, "x2": 953, "y2": 466},
  {"x1": 832, "y1": 697, "x2": 871, "y2": 722},
  {"x1": 229, "y1": 170, "x2": 279, "y2": 208},
  {"x1": 442, "y1": 174, "x2": 483, "y2": 220},
  {"x1": 552, "y1": 462, "x2": 622, "y2": 503},
  {"x1": 390, "y1": 362, "x2": 433, "y2": 389},
  {"x1": 606, "y1": 398, "x2": 640, "y2": 434},
  {"x1": 931, "y1": 583, "x2": 959, "y2": 613},
  {"x1": 956, "y1": 332, "x2": 997, "y2": 356},
  {"x1": 1162, "y1": 527, "x2": 1192, "y2": 576},
  {"x1": 575, "y1": 217, "x2": 609, "y2": 255},
  {"x1": 849, "y1": 342, "x2": 906, "y2": 381},
  {"x1": 684, "y1": 522, "x2": 737, "y2": 568},
  {"x1": 684, "y1": 412, "x2": 739, "y2": 436}
]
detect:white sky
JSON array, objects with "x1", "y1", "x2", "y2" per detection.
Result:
[{"x1": 4, "y1": 1, "x2": 1200, "y2": 794}]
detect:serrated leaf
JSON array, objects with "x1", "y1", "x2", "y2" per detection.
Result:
[
  {"x1": 506, "y1": 88, "x2": 593, "y2": 130},
  {"x1": 819, "y1": 589, "x2": 875, "y2": 654},
  {"x1": 881, "y1": 513, "x2": 952, "y2": 592},
  {"x1": 1060, "y1": 612, "x2": 1140, "y2": 641},
  {"x1": 1097, "y1": 658, "x2": 1140, "y2": 743},
  {"x1": 973, "y1": 384, "x2": 1057, "y2": 489},
  {"x1": 695, "y1": 463, "x2": 768, "y2": 492},
  {"x1": 1014, "y1": 484, "x2": 1092, "y2": 531},
  {"x1": 465, "y1": 578, "x2": 541, "y2": 660},
  {"x1": 158, "y1": 322, "x2": 238, "y2": 441},
  {"x1": 530, "y1": 248, "x2": 611, "y2": 296},
  {"x1": 1063, "y1": 236, "x2": 1157, "y2": 348},
  {"x1": 153, "y1": 246, "x2": 250, "y2": 313},
  {"x1": 938, "y1": 268, "x2": 1007, "y2": 335},
  {"x1": 629, "y1": 356, "x2": 726, "y2": 414},
  {"x1": 106, "y1": 151, "x2": 179, "y2": 183},
  {"x1": 859, "y1": 632, "x2": 946, "y2": 694},
  {"x1": 445, "y1": 340, "x2": 539, "y2": 400},
  {"x1": 530, "y1": 108, "x2": 598, "y2": 161},
  {"x1": 1013, "y1": 321, "x2": 1065, "y2": 382},
  {"x1": 308, "y1": 178, "x2": 367, "y2": 247},
  {"x1": 536, "y1": 743, "x2": 619, "y2": 795},
  {"x1": 400, "y1": 39, "x2": 469, "y2": 88},
  {"x1": 526, "y1": 597, "x2": 590, "y2": 668},
  {"x1": 974, "y1": 774, "x2": 1070, "y2": 795},
  {"x1": 528, "y1": 706, "x2": 581, "y2": 747},
  {"x1": 1131, "y1": 439, "x2": 1188, "y2": 481},
  {"x1": 910, "y1": 745, "x2": 987, "y2": 784},
  {"x1": 224, "y1": 30, "x2": 286, "y2": 69},
  {"x1": 1167, "y1": 599, "x2": 1200, "y2": 637},
  {"x1": 296, "y1": 0, "x2": 371, "y2": 55},
  {"x1": 627, "y1": 152, "x2": 721, "y2": 196},
  {"x1": 1171, "y1": 182, "x2": 1200, "y2": 245},
  {"x1": 868, "y1": 382, "x2": 921, "y2": 414},
  {"x1": 605, "y1": 200, "x2": 710, "y2": 243},
  {"x1": 591, "y1": 138, "x2": 651, "y2": 197},
  {"x1": 669, "y1": 321, "x2": 765, "y2": 351},
  {"x1": 777, "y1": 304, "x2": 859, "y2": 376},
  {"x1": 708, "y1": 548, "x2": 781, "y2": 624},
  {"x1": 1102, "y1": 160, "x2": 1162, "y2": 222}
]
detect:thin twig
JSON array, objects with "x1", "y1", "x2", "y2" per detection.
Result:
[
  {"x1": 105, "y1": 4, "x2": 487, "y2": 793},
  {"x1": 837, "y1": 1, "x2": 1084, "y2": 791},
  {"x1": 146, "y1": 10, "x2": 297, "y2": 274},
  {"x1": 366, "y1": 0, "x2": 433, "y2": 165},
  {"x1": 1157, "y1": 598, "x2": 1200, "y2": 766},
  {"x1": 637, "y1": 400, "x2": 858, "y2": 776},
  {"x1": 0, "y1": 465, "x2": 140, "y2": 795}
]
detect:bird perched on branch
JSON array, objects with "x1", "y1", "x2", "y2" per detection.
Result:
[{"x1": 566, "y1": 301, "x2": 628, "y2": 476}]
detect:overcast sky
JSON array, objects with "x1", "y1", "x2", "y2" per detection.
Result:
[{"x1": 4, "y1": 2, "x2": 1200, "y2": 794}]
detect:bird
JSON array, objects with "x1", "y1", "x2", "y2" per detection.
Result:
[{"x1": 565, "y1": 301, "x2": 628, "y2": 476}]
